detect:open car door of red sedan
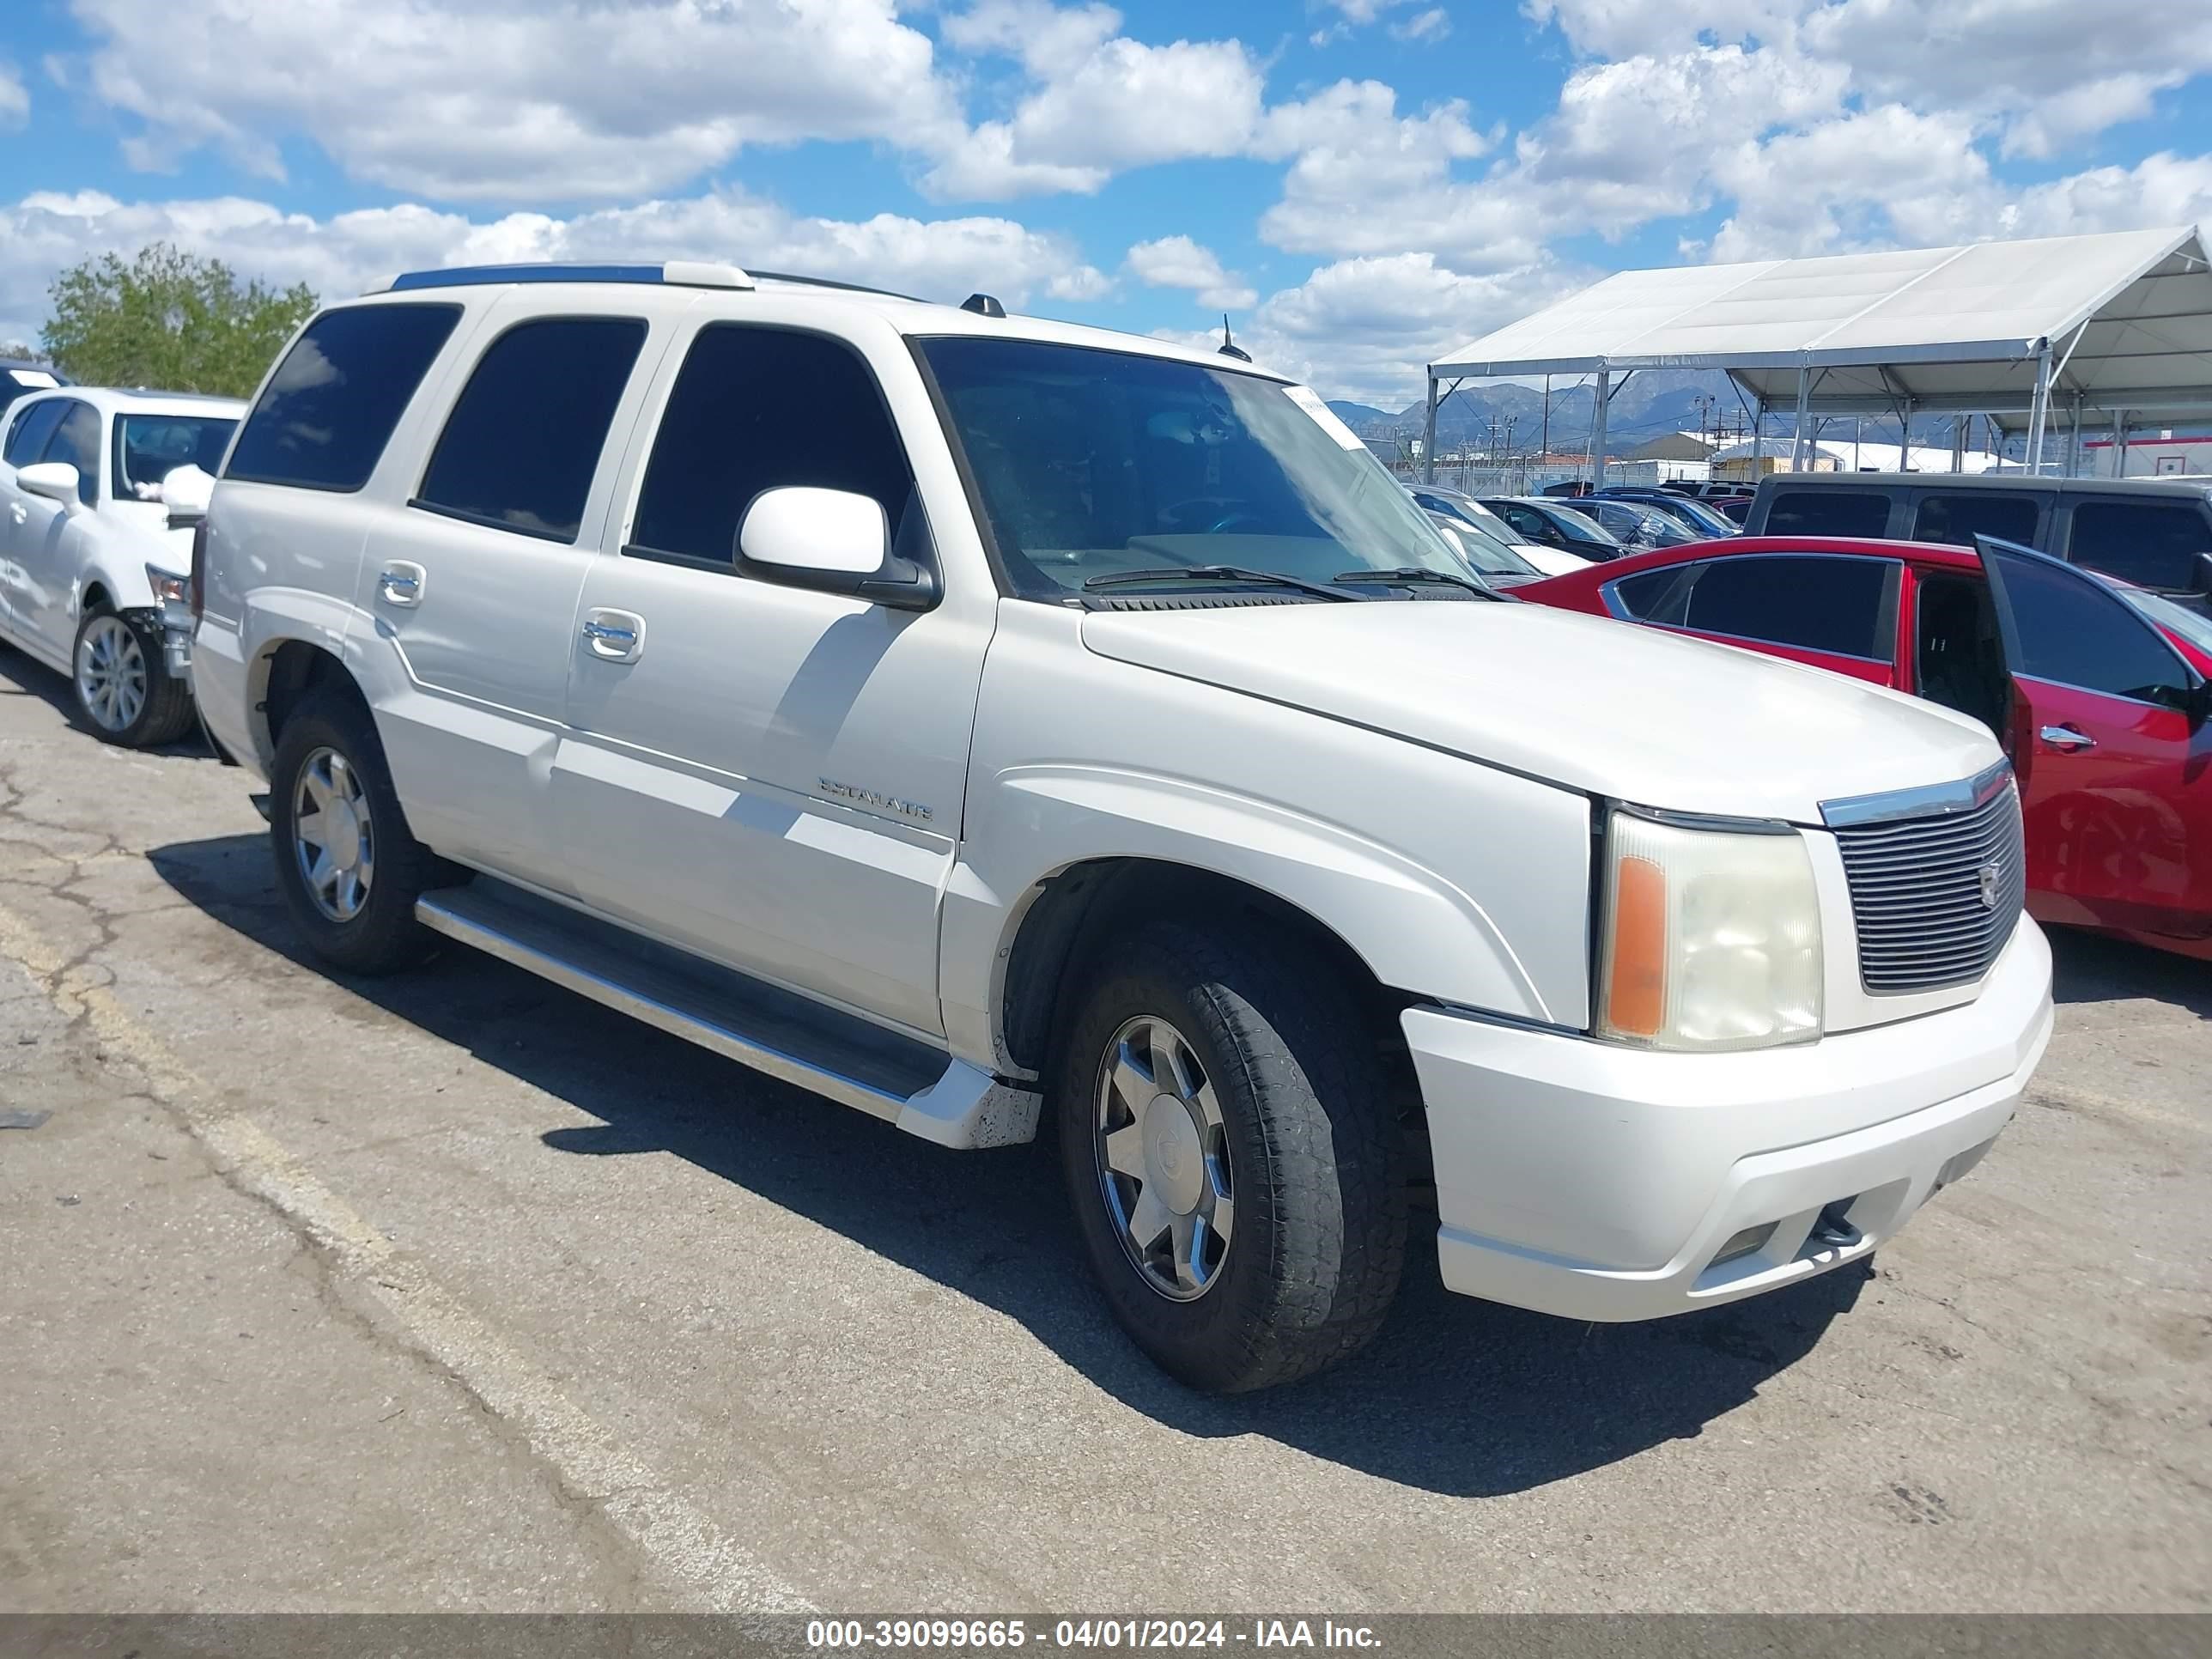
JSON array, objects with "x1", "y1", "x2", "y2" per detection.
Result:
[{"x1": 1975, "y1": 535, "x2": 2212, "y2": 957}]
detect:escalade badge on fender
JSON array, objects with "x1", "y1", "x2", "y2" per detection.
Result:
[{"x1": 819, "y1": 776, "x2": 933, "y2": 823}]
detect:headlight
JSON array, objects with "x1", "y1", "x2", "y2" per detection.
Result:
[
  {"x1": 1596, "y1": 807, "x2": 1822, "y2": 1052},
  {"x1": 145, "y1": 564, "x2": 190, "y2": 605}
]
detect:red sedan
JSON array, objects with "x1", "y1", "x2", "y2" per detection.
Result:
[{"x1": 1519, "y1": 533, "x2": 2212, "y2": 961}]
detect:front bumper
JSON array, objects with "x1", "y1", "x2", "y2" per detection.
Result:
[{"x1": 1404, "y1": 921, "x2": 2052, "y2": 1322}]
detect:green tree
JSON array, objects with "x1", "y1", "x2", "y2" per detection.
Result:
[{"x1": 40, "y1": 243, "x2": 315, "y2": 397}]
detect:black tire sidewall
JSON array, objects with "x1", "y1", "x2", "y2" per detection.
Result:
[
  {"x1": 267, "y1": 693, "x2": 431, "y2": 974},
  {"x1": 1054, "y1": 919, "x2": 1404, "y2": 1392}
]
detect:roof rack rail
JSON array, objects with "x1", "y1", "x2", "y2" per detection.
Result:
[
  {"x1": 367, "y1": 261, "x2": 755, "y2": 295},
  {"x1": 749, "y1": 270, "x2": 919, "y2": 301}
]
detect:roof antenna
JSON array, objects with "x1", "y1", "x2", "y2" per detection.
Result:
[
  {"x1": 1218, "y1": 313, "x2": 1251, "y2": 363},
  {"x1": 960, "y1": 292, "x2": 1006, "y2": 318}
]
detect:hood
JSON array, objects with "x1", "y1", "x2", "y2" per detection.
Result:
[{"x1": 1080, "y1": 599, "x2": 2000, "y2": 824}]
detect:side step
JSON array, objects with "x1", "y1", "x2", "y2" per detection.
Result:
[{"x1": 414, "y1": 881, "x2": 1040, "y2": 1149}]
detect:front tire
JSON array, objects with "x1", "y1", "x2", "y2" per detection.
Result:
[
  {"x1": 73, "y1": 604, "x2": 192, "y2": 748},
  {"x1": 268, "y1": 688, "x2": 450, "y2": 975},
  {"x1": 1055, "y1": 918, "x2": 1407, "y2": 1392}
]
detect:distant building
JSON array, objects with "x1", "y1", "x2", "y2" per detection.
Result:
[
  {"x1": 1622, "y1": 431, "x2": 1719, "y2": 482},
  {"x1": 2081, "y1": 432, "x2": 2212, "y2": 478},
  {"x1": 1708, "y1": 438, "x2": 2001, "y2": 482}
]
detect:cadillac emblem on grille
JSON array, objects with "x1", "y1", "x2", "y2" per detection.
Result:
[{"x1": 1978, "y1": 861, "x2": 2002, "y2": 909}]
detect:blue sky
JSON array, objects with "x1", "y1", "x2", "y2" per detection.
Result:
[{"x1": 4, "y1": 0, "x2": 2211, "y2": 404}]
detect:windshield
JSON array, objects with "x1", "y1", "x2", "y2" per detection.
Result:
[
  {"x1": 2107, "y1": 578, "x2": 2212, "y2": 657},
  {"x1": 1428, "y1": 514, "x2": 1540, "y2": 578},
  {"x1": 114, "y1": 414, "x2": 237, "y2": 499},
  {"x1": 919, "y1": 337, "x2": 1467, "y2": 599},
  {"x1": 1650, "y1": 495, "x2": 1736, "y2": 536}
]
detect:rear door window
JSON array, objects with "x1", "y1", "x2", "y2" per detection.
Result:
[
  {"x1": 1673, "y1": 554, "x2": 1899, "y2": 660},
  {"x1": 413, "y1": 316, "x2": 647, "y2": 543},
  {"x1": 1912, "y1": 492, "x2": 2039, "y2": 547},
  {"x1": 628, "y1": 325, "x2": 915, "y2": 570},
  {"x1": 228, "y1": 303, "x2": 462, "y2": 492},
  {"x1": 1979, "y1": 537, "x2": 2194, "y2": 707},
  {"x1": 1765, "y1": 489, "x2": 1890, "y2": 537},
  {"x1": 2064, "y1": 500, "x2": 2212, "y2": 591}
]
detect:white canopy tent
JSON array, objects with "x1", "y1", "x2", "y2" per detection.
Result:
[{"x1": 1426, "y1": 225, "x2": 2212, "y2": 485}]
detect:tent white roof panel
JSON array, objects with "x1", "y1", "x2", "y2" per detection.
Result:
[{"x1": 1432, "y1": 227, "x2": 2212, "y2": 431}]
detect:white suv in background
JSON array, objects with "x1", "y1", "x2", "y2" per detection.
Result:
[
  {"x1": 1, "y1": 386, "x2": 240, "y2": 745},
  {"x1": 192, "y1": 263, "x2": 2052, "y2": 1392}
]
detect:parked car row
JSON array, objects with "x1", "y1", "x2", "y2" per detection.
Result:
[{"x1": 3, "y1": 265, "x2": 2066, "y2": 1395}]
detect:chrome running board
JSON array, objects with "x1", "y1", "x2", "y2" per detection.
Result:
[{"x1": 416, "y1": 881, "x2": 1040, "y2": 1148}]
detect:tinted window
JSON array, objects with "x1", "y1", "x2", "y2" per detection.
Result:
[
  {"x1": 2066, "y1": 501, "x2": 2212, "y2": 591},
  {"x1": 1676, "y1": 555, "x2": 1897, "y2": 659},
  {"x1": 228, "y1": 304, "x2": 461, "y2": 491},
  {"x1": 1912, "y1": 492, "x2": 2037, "y2": 548},
  {"x1": 43, "y1": 399, "x2": 102, "y2": 504},
  {"x1": 1610, "y1": 564, "x2": 1698, "y2": 625},
  {"x1": 1765, "y1": 489, "x2": 1889, "y2": 537},
  {"x1": 631, "y1": 326, "x2": 914, "y2": 568},
  {"x1": 113, "y1": 415, "x2": 237, "y2": 498},
  {"x1": 4, "y1": 398, "x2": 65, "y2": 467},
  {"x1": 1990, "y1": 548, "x2": 2191, "y2": 706},
  {"x1": 415, "y1": 317, "x2": 646, "y2": 543}
]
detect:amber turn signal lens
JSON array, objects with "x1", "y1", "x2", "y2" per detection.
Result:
[{"x1": 1604, "y1": 852, "x2": 1668, "y2": 1039}]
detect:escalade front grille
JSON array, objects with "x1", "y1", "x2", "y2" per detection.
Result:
[{"x1": 1825, "y1": 764, "x2": 2026, "y2": 995}]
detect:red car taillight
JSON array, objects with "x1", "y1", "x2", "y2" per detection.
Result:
[{"x1": 189, "y1": 522, "x2": 209, "y2": 623}]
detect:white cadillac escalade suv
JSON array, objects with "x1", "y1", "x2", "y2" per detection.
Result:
[{"x1": 192, "y1": 263, "x2": 2052, "y2": 1392}]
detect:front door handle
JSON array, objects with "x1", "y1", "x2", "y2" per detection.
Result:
[
  {"x1": 2039, "y1": 724, "x2": 2096, "y2": 751},
  {"x1": 8, "y1": 503, "x2": 24, "y2": 524},
  {"x1": 582, "y1": 608, "x2": 645, "y2": 663},
  {"x1": 377, "y1": 562, "x2": 426, "y2": 606}
]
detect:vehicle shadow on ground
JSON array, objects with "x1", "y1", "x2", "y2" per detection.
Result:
[
  {"x1": 152, "y1": 833, "x2": 1884, "y2": 1498},
  {"x1": 0, "y1": 647, "x2": 220, "y2": 758},
  {"x1": 2048, "y1": 925, "x2": 2211, "y2": 1019}
]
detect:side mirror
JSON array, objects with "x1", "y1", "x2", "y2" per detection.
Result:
[
  {"x1": 736, "y1": 486, "x2": 939, "y2": 611},
  {"x1": 2197, "y1": 550, "x2": 2212, "y2": 594},
  {"x1": 160, "y1": 464, "x2": 215, "y2": 526},
  {"x1": 16, "y1": 460, "x2": 80, "y2": 505},
  {"x1": 2189, "y1": 677, "x2": 2212, "y2": 731}
]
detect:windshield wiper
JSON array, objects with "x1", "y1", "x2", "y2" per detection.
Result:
[
  {"x1": 1083, "y1": 564, "x2": 1361, "y2": 602},
  {"x1": 1333, "y1": 566, "x2": 1500, "y2": 599}
]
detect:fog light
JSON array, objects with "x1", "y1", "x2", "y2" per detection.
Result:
[{"x1": 1711, "y1": 1222, "x2": 1776, "y2": 1267}]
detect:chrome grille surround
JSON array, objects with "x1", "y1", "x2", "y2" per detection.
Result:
[{"x1": 1820, "y1": 760, "x2": 2026, "y2": 995}]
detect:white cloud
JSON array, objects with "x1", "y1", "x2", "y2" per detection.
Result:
[
  {"x1": 1159, "y1": 252, "x2": 1590, "y2": 405},
  {"x1": 924, "y1": 3, "x2": 1267, "y2": 199},
  {"x1": 0, "y1": 187, "x2": 1109, "y2": 346},
  {"x1": 1124, "y1": 236, "x2": 1256, "y2": 311},
  {"x1": 0, "y1": 62, "x2": 27, "y2": 128},
  {"x1": 1390, "y1": 9, "x2": 1451, "y2": 44},
  {"x1": 62, "y1": 0, "x2": 965, "y2": 201}
]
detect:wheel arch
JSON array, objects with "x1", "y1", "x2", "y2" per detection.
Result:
[
  {"x1": 994, "y1": 856, "x2": 1419, "y2": 1099},
  {"x1": 252, "y1": 637, "x2": 364, "y2": 768}
]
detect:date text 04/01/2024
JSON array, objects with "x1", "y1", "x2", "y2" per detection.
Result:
[{"x1": 803, "y1": 1620, "x2": 1382, "y2": 1650}]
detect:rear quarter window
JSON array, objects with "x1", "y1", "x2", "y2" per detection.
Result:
[
  {"x1": 1764, "y1": 489, "x2": 1891, "y2": 538},
  {"x1": 2065, "y1": 500, "x2": 2212, "y2": 591},
  {"x1": 226, "y1": 303, "x2": 462, "y2": 492},
  {"x1": 1912, "y1": 492, "x2": 2039, "y2": 547}
]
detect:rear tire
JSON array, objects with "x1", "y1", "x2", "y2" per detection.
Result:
[
  {"x1": 73, "y1": 604, "x2": 192, "y2": 748},
  {"x1": 267, "y1": 688, "x2": 453, "y2": 975},
  {"x1": 1055, "y1": 917, "x2": 1407, "y2": 1392}
]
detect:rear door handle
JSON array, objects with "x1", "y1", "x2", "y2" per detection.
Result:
[
  {"x1": 8, "y1": 503, "x2": 24, "y2": 524},
  {"x1": 582, "y1": 608, "x2": 645, "y2": 663},
  {"x1": 377, "y1": 562, "x2": 426, "y2": 606},
  {"x1": 2039, "y1": 724, "x2": 2096, "y2": 751}
]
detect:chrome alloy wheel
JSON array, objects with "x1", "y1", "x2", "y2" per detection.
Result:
[
  {"x1": 76, "y1": 615, "x2": 147, "y2": 734},
  {"x1": 1094, "y1": 1013, "x2": 1235, "y2": 1301},
  {"x1": 292, "y1": 746, "x2": 375, "y2": 923}
]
